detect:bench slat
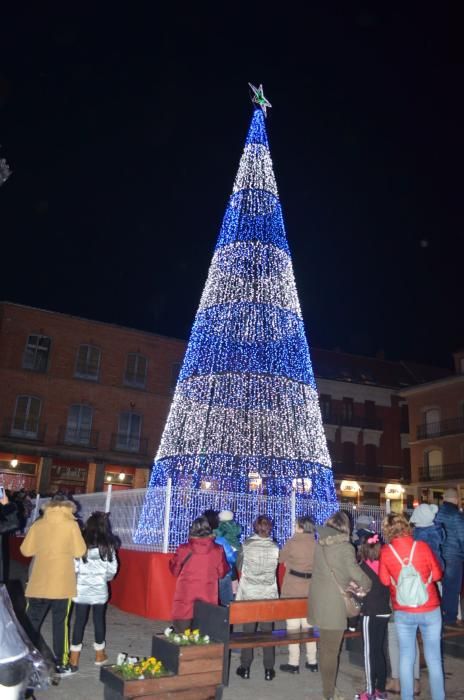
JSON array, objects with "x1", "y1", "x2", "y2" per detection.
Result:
[
  {"x1": 229, "y1": 598, "x2": 307, "y2": 625},
  {"x1": 229, "y1": 629, "x2": 360, "y2": 649}
]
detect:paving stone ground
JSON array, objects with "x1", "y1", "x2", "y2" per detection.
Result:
[{"x1": 9, "y1": 562, "x2": 463, "y2": 700}]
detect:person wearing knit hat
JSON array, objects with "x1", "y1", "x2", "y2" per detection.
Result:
[
  {"x1": 214, "y1": 511, "x2": 242, "y2": 605},
  {"x1": 411, "y1": 503, "x2": 444, "y2": 569},
  {"x1": 410, "y1": 503, "x2": 438, "y2": 527},
  {"x1": 218, "y1": 510, "x2": 234, "y2": 522}
]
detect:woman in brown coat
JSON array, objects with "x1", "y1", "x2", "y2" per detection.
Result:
[{"x1": 279, "y1": 516, "x2": 317, "y2": 674}]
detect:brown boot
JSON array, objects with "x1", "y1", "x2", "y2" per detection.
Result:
[
  {"x1": 69, "y1": 644, "x2": 82, "y2": 671},
  {"x1": 94, "y1": 642, "x2": 108, "y2": 666}
]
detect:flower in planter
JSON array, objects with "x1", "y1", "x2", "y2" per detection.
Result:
[
  {"x1": 115, "y1": 654, "x2": 167, "y2": 680},
  {"x1": 164, "y1": 627, "x2": 211, "y2": 645}
]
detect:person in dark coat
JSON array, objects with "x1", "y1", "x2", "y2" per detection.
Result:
[
  {"x1": 410, "y1": 503, "x2": 445, "y2": 569},
  {"x1": 357, "y1": 533, "x2": 391, "y2": 700},
  {"x1": 0, "y1": 491, "x2": 18, "y2": 584},
  {"x1": 169, "y1": 516, "x2": 228, "y2": 632},
  {"x1": 435, "y1": 487, "x2": 464, "y2": 627}
]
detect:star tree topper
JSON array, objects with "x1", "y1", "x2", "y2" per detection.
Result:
[{"x1": 248, "y1": 83, "x2": 272, "y2": 117}]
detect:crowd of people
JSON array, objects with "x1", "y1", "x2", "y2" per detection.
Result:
[
  {"x1": 0, "y1": 486, "x2": 463, "y2": 700},
  {"x1": 169, "y1": 488, "x2": 464, "y2": 700},
  {"x1": 0, "y1": 491, "x2": 120, "y2": 698}
]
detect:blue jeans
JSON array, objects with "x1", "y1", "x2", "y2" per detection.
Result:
[
  {"x1": 442, "y1": 558, "x2": 463, "y2": 623},
  {"x1": 395, "y1": 608, "x2": 444, "y2": 700},
  {"x1": 218, "y1": 572, "x2": 234, "y2": 606}
]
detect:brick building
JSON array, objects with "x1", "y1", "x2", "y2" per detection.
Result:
[
  {"x1": 0, "y1": 301, "x2": 450, "y2": 503},
  {"x1": 311, "y1": 349, "x2": 449, "y2": 508},
  {"x1": 400, "y1": 350, "x2": 464, "y2": 505},
  {"x1": 0, "y1": 302, "x2": 185, "y2": 494}
]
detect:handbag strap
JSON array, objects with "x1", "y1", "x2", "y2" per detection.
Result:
[
  {"x1": 320, "y1": 545, "x2": 346, "y2": 595},
  {"x1": 179, "y1": 550, "x2": 193, "y2": 573}
]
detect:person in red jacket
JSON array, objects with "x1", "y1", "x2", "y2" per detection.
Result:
[
  {"x1": 379, "y1": 513, "x2": 444, "y2": 700},
  {"x1": 169, "y1": 516, "x2": 228, "y2": 632}
]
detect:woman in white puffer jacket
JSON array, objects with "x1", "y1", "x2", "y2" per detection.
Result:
[{"x1": 69, "y1": 512, "x2": 120, "y2": 671}]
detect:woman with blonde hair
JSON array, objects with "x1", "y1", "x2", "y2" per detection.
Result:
[{"x1": 379, "y1": 513, "x2": 444, "y2": 700}]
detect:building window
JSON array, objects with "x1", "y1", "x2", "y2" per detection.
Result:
[
  {"x1": 65, "y1": 405, "x2": 93, "y2": 445},
  {"x1": 116, "y1": 412, "x2": 141, "y2": 452},
  {"x1": 342, "y1": 398, "x2": 354, "y2": 425},
  {"x1": 319, "y1": 395, "x2": 332, "y2": 422},
  {"x1": 12, "y1": 396, "x2": 42, "y2": 438},
  {"x1": 124, "y1": 353, "x2": 147, "y2": 388},
  {"x1": 423, "y1": 408, "x2": 440, "y2": 437},
  {"x1": 425, "y1": 448, "x2": 443, "y2": 478},
  {"x1": 22, "y1": 335, "x2": 51, "y2": 372},
  {"x1": 342, "y1": 441, "x2": 356, "y2": 470},
  {"x1": 364, "y1": 400, "x2": 376, "y2": 427},
  {"x1": 75, "y1": 345, "x2": 101, "y2": 380}
]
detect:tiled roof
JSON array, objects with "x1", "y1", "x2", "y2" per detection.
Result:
[{"x1": 311, "y1": 348, "x2": 451, "y2": 389}]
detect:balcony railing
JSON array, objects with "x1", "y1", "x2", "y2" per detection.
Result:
[
  {"x1": 332, "y1": 462, "x2": 404, "y2": 480},
  {"x1": 323, "y1": 414, "x2": 383, "y2": 430},
  {"x1": 419, "y1": 463, "x2": 464, "y2": 481},
  {"x1": 417, "y1": 416, "x2": 464, "y2": 440},
  {"x1": 57, "y1": 426, "x2": 99, "y2": 448},
  {"x1": 3, "y1": 417, "x2": 46, "y2": 442},
  {"x1": 110, "y1": 433, "x2": 149, "y2": 455}
]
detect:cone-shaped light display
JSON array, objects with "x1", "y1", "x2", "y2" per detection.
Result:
[{"x1": 135, "y1": 105, "x2": 338, "y2": 545}]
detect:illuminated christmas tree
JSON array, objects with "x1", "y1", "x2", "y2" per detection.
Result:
[{"x1": 135, "y1": 87, "x2": 337, "y2": 546}]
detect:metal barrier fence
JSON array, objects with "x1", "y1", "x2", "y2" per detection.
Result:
[{"x1": 28, "y1": 487, "x2": 399, "y2": 552}]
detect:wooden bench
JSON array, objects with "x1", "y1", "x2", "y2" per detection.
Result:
[
  {"x1": 192, "y1": 598, "x2": 464, "y2": 697},
  {"x1": 193, "y1": 598, "x2": 360, "y2": 689},
  {"x1": 228, "y1": 597, "x2": 360, "y2": 649}
]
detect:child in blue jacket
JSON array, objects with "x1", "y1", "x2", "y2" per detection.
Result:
[{"x1": 213, "y1": 510, "x2": 242, "y2": 605}]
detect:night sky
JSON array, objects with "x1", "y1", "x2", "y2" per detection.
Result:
[{"x1": 1, "y1": 5, "x2": 462, "y2": 368}]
